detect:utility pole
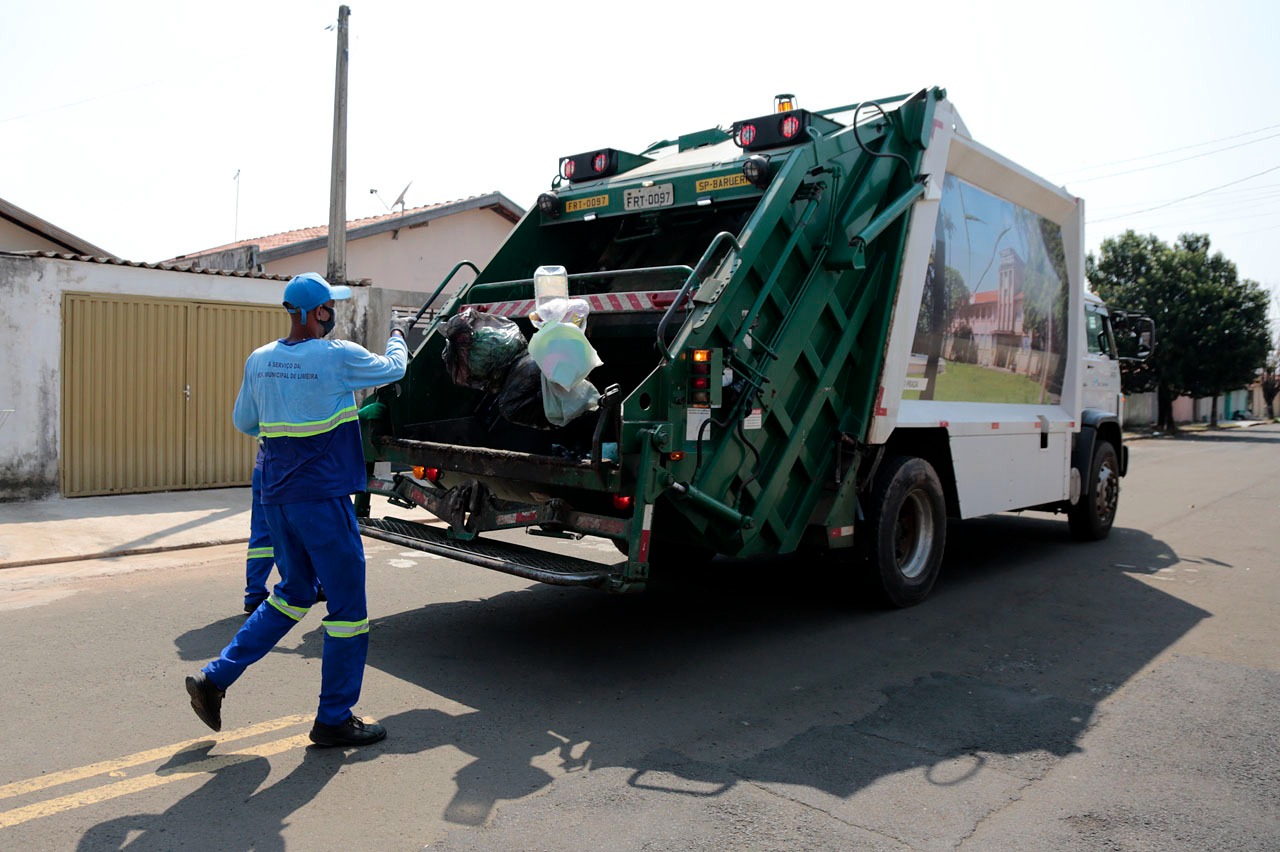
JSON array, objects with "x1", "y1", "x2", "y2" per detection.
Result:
[{"x1": 326, "y1": 5, "x2": 350, "y2": 285}]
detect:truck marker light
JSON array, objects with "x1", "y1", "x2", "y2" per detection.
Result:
[
  {"x1": 781, "y1": 114, "x2": 802, "y2": 139},
  {"x1": 738, "y1": 123, "x2": 758, "y2": 147},
  {"x1": 412, "y1": 466, "x2": 426, "y2": 479},
  {"x1": 424, "y1": 467, "x2": 441, "y2": 483},
  {"x1": 612, "y1": 494, "x2": 633, "y2": 510},
  {"x1": 561, "y1": 158, "x2": 576, "y2": 180},
  {"x1": 667, "y1": 451, "x2": 686, "y2": 461},
  {"x1": 593, "y1": 152, "x2": 610, "y2": 173}
]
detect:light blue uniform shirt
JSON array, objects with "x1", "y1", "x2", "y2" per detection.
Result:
[{"x1": 233, "y1": 335, "x2": 407, "y2": 504}]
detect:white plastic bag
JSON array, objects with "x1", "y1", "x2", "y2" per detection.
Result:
[
  {"x1": 527, "y1": 321, "x2": 602, "y2": 389},
  {"x1": 529, "y1": 296, "x2": 591, "y2": 329},
  {"x1": 541, "y1": 374, "x2": 600, "y2": 427}
]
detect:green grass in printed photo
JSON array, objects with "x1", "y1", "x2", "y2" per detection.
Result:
[{"x1": 904, "y1": 360, "x2": 1051, "y2": 403}]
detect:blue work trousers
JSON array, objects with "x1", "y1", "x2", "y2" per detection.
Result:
[
  {"x1": 204, "y1": 496, "x2": 370, "y2": 726},
  {"x1": 244, "y1": 466, "x2": 276, "y2": 608}
]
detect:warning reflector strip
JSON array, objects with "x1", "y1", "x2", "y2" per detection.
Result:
[{"x1": 470, "y1": 290, "x2": 687, "y2": 318}]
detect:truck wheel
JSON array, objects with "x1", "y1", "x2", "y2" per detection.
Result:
[
  {"x1": 1068, "y1": 440, "x2": 1119, "y2": 541},
  {"x1": 862, "y1": 456, "x2": 946, "y2": 608}
]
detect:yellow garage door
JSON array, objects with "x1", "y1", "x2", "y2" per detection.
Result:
[{"x1": 62, "y1": 293, "x2": 283, "y2": 497}]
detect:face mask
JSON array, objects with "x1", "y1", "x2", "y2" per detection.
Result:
[{"x1": 318, "y1": 307, "x2": 336, "y2": 337}]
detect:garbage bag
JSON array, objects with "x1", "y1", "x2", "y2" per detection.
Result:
[
  {"x1": 527, "y1": 321, "x2": 602, "y2": 390},
  {"x1": 496, "y1": 353, "x2": 553, "y2": 430},
  {"x1": 441, "y1": 308, "x2": 527, "y2": 392},
  {"x1": 541, "y1": 373, "x2": 600, "y2": 427}
]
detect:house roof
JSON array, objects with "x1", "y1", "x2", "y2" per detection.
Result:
[
  {"x1": 3, "y1": 250, "x2": 293, "y2": 280},
  {"x1": 168, "y1": 191, "x2": 525, "y2": 264},
  {"x1": 0, "y1": 198, "x2": 116, "y2": 258}
]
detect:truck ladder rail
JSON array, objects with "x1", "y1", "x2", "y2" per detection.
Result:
[{"x1": 358, "y1": 517, "x2": 618, "y2": 588}]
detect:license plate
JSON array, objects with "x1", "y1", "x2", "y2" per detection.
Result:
[{"x1": 623, "y1": 184, "x2": 674, "y2": 211}]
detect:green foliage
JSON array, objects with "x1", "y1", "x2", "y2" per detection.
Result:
[
  {"x1": 1086, "y1": 231, "x2": 1272, "y2": 410},
  {"x1": 917, "y1": 264, "x2": 970, "y2": 335}
]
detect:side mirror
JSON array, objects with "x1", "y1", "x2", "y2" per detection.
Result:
[
  {"x1": 1118, "y1": 317, "x2": 1155, "y2": 362},
  {"x1": 1136, "y1": 329, "x2": 1153, "y2": 360}
]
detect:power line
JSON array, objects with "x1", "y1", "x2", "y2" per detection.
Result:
[
  {"x1": 1068, "y1": 132, "x2": 1280, "y2": 184},
  {"x1": 1088, "y1": 164, "x2": 1280, "y2": 223},
  {"x1": 1052, "y1": 120, "x2": 1280, "y2": 178},
  {"x1": 1086, "y1": 181, "x2": 1280, "y2": 213}
]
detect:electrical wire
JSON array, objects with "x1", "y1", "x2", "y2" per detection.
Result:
[
  {"x1": 1066, "y1": 132, "x2": 1280, "y2": 184},
  {"x1": 1051, "y1": 120, "x2": 1280, "y2": 177},
  {"x1": 1088, "y1": 164, "x2": 1280, "y2": 223}
]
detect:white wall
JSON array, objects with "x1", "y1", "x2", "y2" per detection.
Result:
[
  {"x1": 0, "y1": 254, "x2": 367, "y2": 500},
  {"x1": 261, "y1": 207, "x2": 511, "y2": 298}
]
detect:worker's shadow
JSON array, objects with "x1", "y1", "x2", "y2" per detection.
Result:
[
  {"x1": 74, "y1": 708, "x2": 443, "y2": 852},
  {"x1": 173, "y1": 611, "x2": 337, "y2": 664}
]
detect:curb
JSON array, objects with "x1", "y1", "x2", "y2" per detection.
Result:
[{"x1": 0, "y1": 537, "x2": 251, "y2": 571}]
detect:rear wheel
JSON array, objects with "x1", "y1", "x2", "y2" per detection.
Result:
[
  {"x1": 1068, "y1": 440, "x2": 1119, "y2": 541},
  {"x1": 861, "y1": 455, "x2": 947, "y2": 608}
]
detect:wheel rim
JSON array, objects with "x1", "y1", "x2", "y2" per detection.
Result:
[
  {"x1": 893, "y1": 490, "x2": 935, "y2": 580},
  {"x1": 1094, "y1": 457, "x2": 1118, "y2": 524}
]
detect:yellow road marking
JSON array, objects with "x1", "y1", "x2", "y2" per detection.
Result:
[
  {"x1": 0, "y1": 733, "x2": 313, "y2": 829},
  {"x1": 0, "y1": 714, "x2": 310, "y2": 802}
]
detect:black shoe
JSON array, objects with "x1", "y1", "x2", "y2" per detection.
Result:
[
  {"x1": 244, "y1": 599, "x2": 264, "y2": 614},
  {"x1": 315, "y1": 587, "x2": 327, "y2": 603},
  {"x1": 309, "y1": 715, "x2": 386, "y2": 747},
  {"x1": 186, "y1": 672, "x2": 225, "y2": 732}
]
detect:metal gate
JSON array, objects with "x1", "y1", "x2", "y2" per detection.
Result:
[{"x1": 61, "y1": 293, "x2": 282, "y2": 496}]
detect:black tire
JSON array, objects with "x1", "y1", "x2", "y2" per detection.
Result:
[
  {"x1": 1068, "y1": 440, "x2": 1119, "y2": 541},
  {"x1": 861, "y1": 455, "x2": 947, "y2": 608}
]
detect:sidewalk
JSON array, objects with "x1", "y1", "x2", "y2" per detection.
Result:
[{"x1": 0, "y1": 487, "x2": 254, "y2": 569}]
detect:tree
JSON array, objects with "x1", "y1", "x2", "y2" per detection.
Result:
[
  {"x1": 1262, "y1": 333, "x2": 1280, "y2": 419},
  {"x1": 1087, "y1": 231, "x2": 1272, "y2": 429}
]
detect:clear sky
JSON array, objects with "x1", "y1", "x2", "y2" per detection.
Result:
[{"x1": 3, "y1": 0, "x2": 1277, "y2": 319}]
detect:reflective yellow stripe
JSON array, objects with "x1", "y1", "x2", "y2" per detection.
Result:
[
  {"x1": 322, "y1": 618, "x2": 369, "y2": 638},
  {"x1": 247, "y1": 547, "x2": 273, "y2": 559},
  {"x1": 267, "y1": 594, "x2": 310, "y2": 621},
  {"x1": 259, "y1": 405, "x2": 358, "y2": 439}
]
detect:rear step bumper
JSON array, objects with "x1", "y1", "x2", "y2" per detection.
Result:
[{"x1": 358, "y1": 517, "x2": 617, "y2": 588}]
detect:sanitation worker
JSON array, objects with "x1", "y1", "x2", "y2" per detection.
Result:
[{"x1": 186, "y1": 272, "x2": 408, "y2": 747}]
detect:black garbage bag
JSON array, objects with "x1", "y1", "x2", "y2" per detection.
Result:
[
  {"x1": 441, "y1": 308, "x2": 527, "y2": 392},
  {"x1": 496, "y1": 353, "x2": 553, "y2": 429}
]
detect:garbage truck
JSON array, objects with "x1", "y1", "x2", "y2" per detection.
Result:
[{"x1": 353, "y1": 86, "x2": 1149, "y2": 607}]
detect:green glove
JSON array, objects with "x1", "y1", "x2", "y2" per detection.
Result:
[{"x1": 358, "y1": 400, "x2": 387, "y2": 421}]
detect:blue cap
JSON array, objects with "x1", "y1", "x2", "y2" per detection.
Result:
[{"x1": 282, "y1": 272, "x2": 351, "y2": 316}]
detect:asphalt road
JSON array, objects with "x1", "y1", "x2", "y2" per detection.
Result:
[{"x1": 1, "y1": 426, "x2": 1277, "y2": 850}]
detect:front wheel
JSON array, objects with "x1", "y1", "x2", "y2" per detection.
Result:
[
  {"x1": 1068, "y1": 440, "x2": 1119, "y2": 541},
  {"x1": 861, "y1": 455, "x2": 947, "y2": 608}
]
